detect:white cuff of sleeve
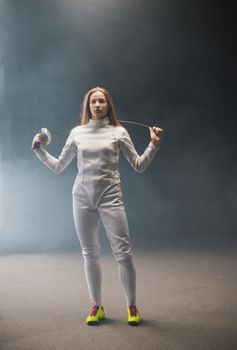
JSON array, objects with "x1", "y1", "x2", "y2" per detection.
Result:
[
  {"x1": 148, "y1": 141, "x2": 160, "y2": 151},
  {"x1": 33, "y1": 147, "x2": 48, "y2": 162}
]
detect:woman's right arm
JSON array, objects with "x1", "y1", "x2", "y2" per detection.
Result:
[{"x1": 32, "y1": 131, "x2": 77, "y2": 174}]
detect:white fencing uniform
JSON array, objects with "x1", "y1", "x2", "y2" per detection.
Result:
[{"x1": 34, "y1": 117, "x2": 159, "y2": 307}]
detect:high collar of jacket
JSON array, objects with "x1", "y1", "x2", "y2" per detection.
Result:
[{"x1": 87, "y1": 116, "x2": 110, "y2": 128}]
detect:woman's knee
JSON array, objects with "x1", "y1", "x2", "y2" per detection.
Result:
[
  {"x1": 113, "y1": 251, "x2": 133, "y2": 265},
  {"x1": 82, "y1": 248, "x2": 100, "y2": 262}
]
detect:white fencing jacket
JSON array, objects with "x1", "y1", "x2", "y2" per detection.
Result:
[{"x1": 34, "y1": 117, "x2": 160, "y2": 206}]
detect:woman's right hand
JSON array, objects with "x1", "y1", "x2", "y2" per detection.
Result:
[{"x1": 32, "y1": 133, "x2": 47, "y2": 149}]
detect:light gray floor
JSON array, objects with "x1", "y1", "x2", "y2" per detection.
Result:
[{"x1": 0, "y1": 250, "x2": 237, "y2": 350}]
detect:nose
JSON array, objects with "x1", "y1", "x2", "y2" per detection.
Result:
[{"x1": 95, "y1": 100, "x2": 100, "y2": 107}]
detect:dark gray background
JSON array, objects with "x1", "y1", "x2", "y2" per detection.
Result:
[{"x1": 0, "y1": 0, "x2": 236, "y2": 252}]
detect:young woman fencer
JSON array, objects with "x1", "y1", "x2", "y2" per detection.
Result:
[{"x1": 32, "y1": 86, "x2": 164, "y2": 326}]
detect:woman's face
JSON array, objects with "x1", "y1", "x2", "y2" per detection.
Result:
[{"x1": 89, "y1": 91, "x2": 109, "y2": 120}]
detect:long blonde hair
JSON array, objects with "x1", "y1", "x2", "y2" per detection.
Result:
[{"x1": 80, "y1": 87, "x2": 121, "y2": 126}]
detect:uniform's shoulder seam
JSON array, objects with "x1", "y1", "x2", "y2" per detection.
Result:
[
  {"x1": 116, "y1": 125, "x2": 126, "y2": 132},
  {"x1": 71, "y1": 125, "x2": 81, "y2": 132},
  {"x1": 70, "y1": 125, "x2": 83, "y2": 137}
]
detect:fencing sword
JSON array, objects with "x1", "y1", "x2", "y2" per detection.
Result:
[{"x1": 40, "y1": 120, "x2": 151, "y2": 145}]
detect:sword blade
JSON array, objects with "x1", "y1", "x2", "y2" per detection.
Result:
[{"x1": 51, "y1": 119, "x2": 151, "y2": 136}]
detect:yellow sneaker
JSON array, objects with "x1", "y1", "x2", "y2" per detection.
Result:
[
  {"x1": 127, "y1": 305, "x2": 141, "y2": 326},
  {"x1": 86, "y1": 305, "x2": 105, "y2": 325}
]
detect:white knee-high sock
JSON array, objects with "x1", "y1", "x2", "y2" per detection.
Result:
[
  {"x1": 84, "y1": 257, "x2": 102, "y2": 307},
  {"x1": 117, "y1": 258, "x2": 136, "y2": 307}
]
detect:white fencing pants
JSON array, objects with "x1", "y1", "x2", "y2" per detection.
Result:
[{"x1": 72, "y1": 183, "x2": 136, "y2": 307}]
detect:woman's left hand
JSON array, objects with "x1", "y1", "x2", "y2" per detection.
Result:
[{"x1": 149, "y1": 126, "x2": 164, "y2": 146}]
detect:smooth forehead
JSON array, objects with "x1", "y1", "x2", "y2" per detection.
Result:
[{"x1": 90, "y1": 91, "x2": 106, "y2": 100}]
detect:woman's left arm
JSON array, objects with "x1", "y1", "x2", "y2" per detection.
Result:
[{"x1": 119, "y1": 126, "x2": 164, "y2": 173}]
